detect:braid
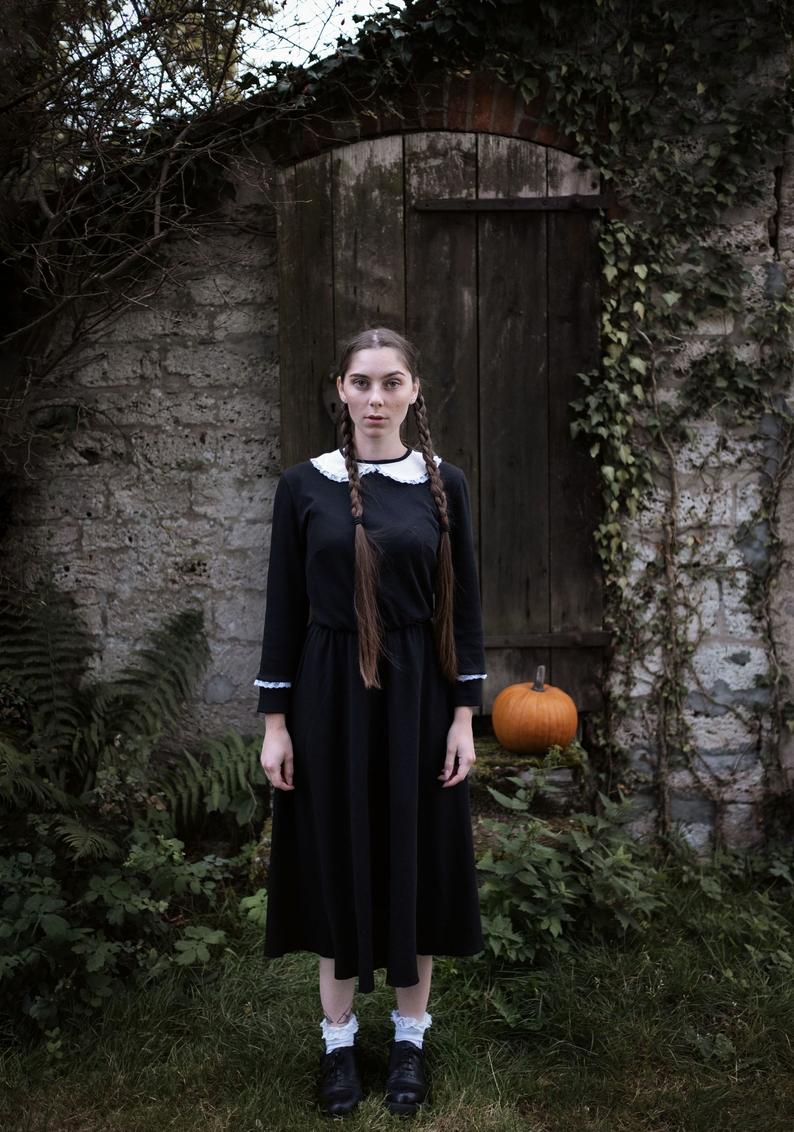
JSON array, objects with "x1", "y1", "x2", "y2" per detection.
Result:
[
  {"x1": 339, "y1": 402, "x2": 385, "y2": 689},
  {"x1": 412, "y1": 394, "x2": 458, "y2": 682}
]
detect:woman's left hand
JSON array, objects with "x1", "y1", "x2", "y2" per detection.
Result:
[{"x1": 438, "y1": 716, "x2": 476, "y2": 787}]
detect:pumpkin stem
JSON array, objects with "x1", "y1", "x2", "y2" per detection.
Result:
[{"x1": 532, "y1": 664, "x2": 545, "y2": 692}]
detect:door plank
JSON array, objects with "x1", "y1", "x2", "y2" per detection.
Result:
[
  {"x1": 277, "y1": 155, "x2": 336, "y2": 466},
  {"x1": 404, "y1": 131, "x2": 479, "y2": 524},
  {"x1": 333, "y1": 135, "x2": 405, "y2": 348},
  {"x1": 547, "y1": 148, "x2": 604, "y2": 709},
  {"x1": 477, "y1": 135, "x2": 549, "y2": 706}
]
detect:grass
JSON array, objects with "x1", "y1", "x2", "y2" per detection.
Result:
[{"x1": 4, "y1": 874, "x2": 794, "y2": 1132}]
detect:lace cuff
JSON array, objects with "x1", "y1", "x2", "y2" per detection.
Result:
[
  {"x1": 254, "y1": 679, "x2": 292, "y2": 688},
  {"x1": 456, "y1": 673, "x2": 487, "y2": 681}
]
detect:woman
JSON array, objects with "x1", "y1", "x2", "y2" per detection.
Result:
[{"x1": 255, "y1": 326, "x2": 487, "y2": 1118}]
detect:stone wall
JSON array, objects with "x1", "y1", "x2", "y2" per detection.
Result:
[
  {"x1": 3, "y1": 148, "x2": 281, "y2": 742},
  {"x1": 616, "y1": 131, "x2": 794, "y2": 853}
]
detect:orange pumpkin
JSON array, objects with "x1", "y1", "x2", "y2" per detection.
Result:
[{"x1": 491, "y1": 665, "x2": 578, "y2": 755}]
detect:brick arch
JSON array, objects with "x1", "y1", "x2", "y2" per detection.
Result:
[{"x1": 263, "y1": 67, "x2": 597, "y2": 167}]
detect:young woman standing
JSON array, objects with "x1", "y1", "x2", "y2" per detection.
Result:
[{"x1": 255, "y1": 327, "x2": 487, "y2": 1117}]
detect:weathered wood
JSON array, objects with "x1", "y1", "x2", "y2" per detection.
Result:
[
  {"x1": 484, "y1": 631, "x2": 612, "y2": 647},
  {"x1": 276, "y1": 156, "x2": 336, "y2": 467},
  {"x1": 414, "y1": 193, "x2": 612, "y2": 210},
  {"x1": 404, "y1": 131, "x2": 479, "y2": 528},
  {"x1": 546, "y1": 149, "x2": 604, "y2": 710},
  {"x1": 274, "y1": 132, "x2": 607, "y2": 715},
  {"x1": 477, "y1": 134, "x2": 549, "y2": 677},
  {"x1": 333, "y1": 135, "x2": 405, "y2": 354}
]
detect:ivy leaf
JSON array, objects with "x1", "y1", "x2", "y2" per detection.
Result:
[
  {"x1": 633, "y1": 264, "x2": 648, "y2": 280},
  {"x1": 662, "y1": 291, "x2": 681, "y2": 306},
  {"x1": 633, "y1": 301, "x2": 645, "y2": 318},
  {"x1": 628, "y1": 356, "x2": 647, "y2": 375}
]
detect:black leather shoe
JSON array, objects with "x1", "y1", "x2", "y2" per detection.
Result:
[
  {"x1": 383, "y1": 1039, "x2": 431, "y2": 1116},
  {"x1": 317, "y1": 1042, "x2": 364, "y2": 1117}
]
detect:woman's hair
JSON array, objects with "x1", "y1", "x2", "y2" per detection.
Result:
[{"x1": 336, "y1": 326, "x2": 458, "y2": 689}]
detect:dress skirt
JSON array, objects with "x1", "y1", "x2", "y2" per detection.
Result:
[{"x1": 263, "y1": 617, "x2": 485, "y2": 992}]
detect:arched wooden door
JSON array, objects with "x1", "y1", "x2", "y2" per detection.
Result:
[{"x1": 274, "y1": 131, "x2": 609, "y2": 718}]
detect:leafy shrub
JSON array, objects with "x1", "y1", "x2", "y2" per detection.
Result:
[
  {"x1": 0, "y1": 579, "x2": 268, "y2": 1041},
  {"x1": 477, "y1": 776, "x2": 666, "y2": 965}
]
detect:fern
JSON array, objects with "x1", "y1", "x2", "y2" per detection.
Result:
[
  {"x1": 51, "y1": 816, "x2": 122, "y2": 862},
  {"x1": 154, "y1": 730, "x2": 267, "y2": 834},
  {"x1": 0, "y1": 579, "x2": 93, "y2": 756},
  {"x1": 0, "y1": 575, "x2": 215, "y2": 859}
]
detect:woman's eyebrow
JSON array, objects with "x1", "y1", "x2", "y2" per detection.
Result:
[{"x1": 347, "y1": 371, "x2": 407, "y2": 378}]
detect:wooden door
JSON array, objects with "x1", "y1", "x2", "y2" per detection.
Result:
[{"x1": 274, "y1": 131, "x2": 609, "y2": 716}]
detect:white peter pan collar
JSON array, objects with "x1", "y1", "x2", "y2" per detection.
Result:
[{"x1": 310, "y1": 447, "x2": 442, "y2": 484}]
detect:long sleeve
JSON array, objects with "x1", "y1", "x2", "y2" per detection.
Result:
[
  {"x1": 447, "y1": 468, "x2": 487, "y2": 707},
  {"x1": 254, "y1": 472, "x2": 310, "y2": 714}
]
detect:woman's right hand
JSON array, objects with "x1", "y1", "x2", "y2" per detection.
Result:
[{"x1": 260, "y1": 723, "x2": 295, "y2": 791}]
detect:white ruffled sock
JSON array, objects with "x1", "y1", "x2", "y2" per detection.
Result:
[
  {"x1": 320, "y1": 1010, "x2": 359, "y2": 1053},
  {"x1": 390, "y1": 1008, "x2": 432, "y2": 1049}
]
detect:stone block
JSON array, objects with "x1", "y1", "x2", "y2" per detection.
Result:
[
  {"x1": 720, "y1": 578, "x2": 763, "y2": 637},
  {"x1": 670, "y1": 792, "x2": 715, "y2": 824},
  {"x1": 720, "y1": 802, "x2": 764, "y2": 849},
  {"x1": 685, "y1": 678, "x2": 772, "y2": 715},
  {"x1": 677, "y1": 482, "x2": 734, "y2": 527},
  {"x1": 682, "y1": 576, "x2": 721, "y2": 639},
  {"x1": 213, "y1": 592, "x2": 266, "y2": 642},
  {"x1": 225, "y1": 521, "x2": 267, "y2": 551},
  {"x1": 111, "y1": 477, "x2": 193, "y2": 522},
  {"x1": 124, "y1": 427, "x2": 267, "y2": 477},
  {"x1": 673, "y1": 821, "x2": 714, "y2": 856},
  {"x1": 163, "y1": 339, "x2": 279, "y2": 388},
  {"x1": 81, "y1": 519, "x2": 159, "y2": 555},
  {"x1": 102, "y1": 304, "x2": 216, "y2": 342},
  {"x1": 674, "y1": 423, "x2": 761, "y2": 474},
  {"x1": 692, "y1": 313, "x2": 734, "y2": 337},
  {"x1": 70, "y1": 344, "x2": 163, "y2": 388},
  {"x1": 25, "y1": 476, "x2": 106, "y2": 524},
  {"x1": 690, "y1": 640, "x2": 769, "y2": 690},
  {"x1": 685, "y1": 525, "x2": 746, "y2": 570},
  {"x1": 680, "y1": 707, "x2": 757, "y2": 751},
  {"x1": 203, "y1": 673, "x2": 237, "y2": 705},
  {"x1": 190, "y1": 471, "x2": 249, "y2": 520},
  {"x1": 184, "y1": 271, "x2": 271, "y2": 307},
  {"x1": 213, "y1": 305, "x2": 276, "y2": 337},
  {"x1": 705, "y1": 758, "x2": 765, "y2": 802},
  {"x1": 13, "y1": 522, "x2": 82, "y2": 556}
]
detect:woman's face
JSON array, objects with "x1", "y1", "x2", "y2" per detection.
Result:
[{"x1": 337, "y1": 346, "x2": 419, "y2": 444}]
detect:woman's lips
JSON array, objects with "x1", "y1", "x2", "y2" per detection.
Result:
[{"x1": 366, "y1": 416, "x2": 386, "y2": 421}]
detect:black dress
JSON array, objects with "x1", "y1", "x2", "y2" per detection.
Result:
[{"x1": 254, "y1": 445, "x2": 487, "y2": 992}]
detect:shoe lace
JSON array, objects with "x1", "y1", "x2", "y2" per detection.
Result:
[
  {"x1": 392, "y1": 1043, "x2": 422, "y2": 1077},
  {"x1": 322, "y1": 1048, "x2": 353, "y2": 1086}
]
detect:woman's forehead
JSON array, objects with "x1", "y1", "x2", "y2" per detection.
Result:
[{"x1": 343, "y1": 347, "x2": 416, "y2": 379}]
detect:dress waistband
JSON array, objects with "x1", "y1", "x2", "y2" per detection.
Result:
[{"x1": 309, "y1": 617, "x2": 432, "y2": 634}]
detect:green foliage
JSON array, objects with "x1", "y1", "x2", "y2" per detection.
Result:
[
  {"x1": 477, "y1": 777, "x2": 665, "y2": 965},
  {"x1": 0, "y1": 578, "x2": 268, "y2": 1038},
  {"x1": 154, "y1": 731, "x2": 267, "y2": 831},
  {"x1": 0, "y1": 826, "x2": 234, "y2": 1034},
  {"x1": 472, "y1": 797, "x2": 794, "y2": 1033}
]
